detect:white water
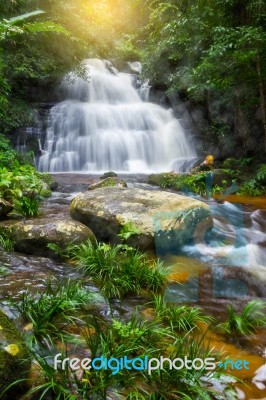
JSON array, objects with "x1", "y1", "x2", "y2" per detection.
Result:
[
  {"x1": 183, "y1": 202, "x2": 266, "y2": 284},
  {"x1": 38, "y1": 59, "x2": 196, "y2": 173}
]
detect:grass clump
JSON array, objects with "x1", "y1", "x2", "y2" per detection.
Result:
[
  {"x1": 0, "y1": 228, "x2": 14, "y2": 251},
  {"x1": 68, "y1": 241, "x2": 168, "y2": 299},
  {"x1": 13, "y1": 194, "x2": 40, "y2": 217},
  {"x1": 8, "y1": 277, "x2": 94, "y2": 344},
  {"x1": 219, "y1": 300, "x2": 266, "y2": 335},
  {"x1": 153, "y1": 294, "x2": 214, "y2": 332},
  {"x1": 85, "y1": 315, "x2": 171, "y2": 362},
  {"x1": 47, "y1": 242, "x2": 73, "y2": 259}
]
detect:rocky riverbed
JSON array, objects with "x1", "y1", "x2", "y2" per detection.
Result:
[{"x1": 0, "y1": 173, "x2": 265, "y2": 399}]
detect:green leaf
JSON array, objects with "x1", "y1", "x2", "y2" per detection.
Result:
[
  {"x1": 8, "y1": 10, "x2": 45, "y2": 25},
  {"x1": 24, "y1": 22, "x2": 70, "y2": 36}
]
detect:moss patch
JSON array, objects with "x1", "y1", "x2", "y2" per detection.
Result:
[{"x1": 0, "y1": 310, "x2": 30, "y2": 398}]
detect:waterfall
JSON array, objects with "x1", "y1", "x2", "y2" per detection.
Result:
[{"x1": 38, "y1": 59, "x2": 196, "y2": 173}]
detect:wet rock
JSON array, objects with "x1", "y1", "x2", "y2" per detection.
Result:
[
  {"x1": 70, "y1": 187, "x2": 212, "y2": 253},
  {"x1": 0, "y1": 310, "x2": 30, "y2": 399},
  {"x1": 147, "y1": 174, "x2": 164, "y2": 186},
  {"x1": 0, "y1": 219, "x2": 95, "y2": 258},
  {"x1": 40, "y1": 182, "x2": 52, "y2": 198},
  {"x1": 49, "y1": 181, "x2": 59, "y2": 191},
  {"x1": 88, "y1": 177, "x2": 127, "y2": 190},
  {"x1": 253, "y1": 364, "x2": 266, "y2": 390},
  {"x1": 100, "y1": 171, "x2": 118, "y2": 179},
  {"x1": 0, "y1": 198, "x2": 13, "y2": 219}
]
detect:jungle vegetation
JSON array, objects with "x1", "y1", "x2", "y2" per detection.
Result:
[{"x1": 0, "y1": 0, "x2": 265, "y2": 160}]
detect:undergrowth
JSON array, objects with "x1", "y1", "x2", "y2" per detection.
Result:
[
  {"x1": 3, "y1": 277, "x2": 257, "y2": 399},
  {"x1": 8, "y1": 277, "x2": 95, "y2": 345},
  {"x1": 65, "y1": 240, "x2": 169, "y2": 299}
]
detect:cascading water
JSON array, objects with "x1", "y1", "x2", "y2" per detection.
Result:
[{"x1": 38, "y1": 59, "x2": 196, "y2": 173}]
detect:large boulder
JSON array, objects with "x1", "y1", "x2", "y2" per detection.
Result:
[
  {"x1": 0, "y1": 219, "x2": 95, "y2": 257},
  {"x1": 0, "y1": 310, "x2": 30, "y2": 398},
  {"x1": 70, "y1": 187, "x2": 212, "y2": 253}
]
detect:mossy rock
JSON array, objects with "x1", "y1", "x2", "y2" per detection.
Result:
[
  {"x1": 147, "y1": 174, "x2": 164, "y2": 186},
  {"x1": 0, "y1": 219, "x2": 96, "y2": 258},
  {"x1": 0, "y1": 310, "x2": 30, "y2": 398},
  {"x1": 40, "y1": 188, "x2": 52, "y2": 198},
  {"x1": 49, "y1": 181, "x2": 59, "y2": 191},
  {"x1": 0, "y1": 198, "x2": 13, "y2": 220},
  {"x1": 88, "y1": 177, "x2": 127, "y2": 190},
  {"x1": 39, "y1": 183, "x2": 52, "y2": 198},
  {"x1": 100, "y1": 171, "x2": 117, "y2": 179}
]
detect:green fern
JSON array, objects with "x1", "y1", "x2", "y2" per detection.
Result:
[
  {"x1": 256, "y1": 164, "x2": 266, "y2": 181},
  {"x1": 118, "y1": 221, "x2": 141, "y2": 241}
]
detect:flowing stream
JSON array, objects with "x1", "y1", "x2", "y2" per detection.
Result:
[
  {"x1": 0, "y1": 174, "x2": 266, "y2": 399},
  {"x1": 3, "y1": 58, "x2": 266, "y2": 398},
  {"x1": 38, "y1": 59, "x2": 196, "y2": 173}
]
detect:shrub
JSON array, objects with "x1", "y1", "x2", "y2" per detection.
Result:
[
  {"x1": 0, "y1": 165, "x2": 50, "y2": 218},
  {"x1": 0, "y1": 134, "x2": 19, "y2": 169},
  {"x1": 153, "y1": 294, "x2": 214, "y2": 331}
]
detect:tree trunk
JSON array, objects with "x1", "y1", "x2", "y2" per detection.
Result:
[{"x1": 256, "y1": 52, "x2": 266, "y2": 153}]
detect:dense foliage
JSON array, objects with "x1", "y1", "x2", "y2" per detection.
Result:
[
  {"x1": 4, "y1": 270, "x2": 246, "y2": 400},
  {"x1": 0, "y1": 134, "x2": 51, "y2": 218},
  {"x1": 0, "y1": 5, "x2": 265, "y2": 398},
  {"x1": 4, "y1": 264, "x2": 265, "y2": 398},
  {"x1": 158, "y1": 162, "x2": 266, "y2": 196},
  {"x1": 0, "y1": 0, "x2": 144, "y2": 134},
  {"x1": 136, "y1": 0, "x2": 266, "y2": 158},
  {"x1": 0, "y1": 0, "x2": 265, "y2": 160}
]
